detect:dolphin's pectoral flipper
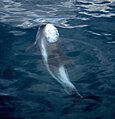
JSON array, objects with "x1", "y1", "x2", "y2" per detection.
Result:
[
  {"x1": 61, "y1": 55, "x2": 74, "y2": 65},
  {"x1": 52, "y1": 49, "x2": 74, "y2": 65},
  {"x1": 25, "y1": 41, "x2": 37, "y2": 51},
  {"x1": 25, "y1": 25, "x2": 43, "y2": 52},
  {"x1": 47, "y1": 55, "x2": 61, "y2": 67}
]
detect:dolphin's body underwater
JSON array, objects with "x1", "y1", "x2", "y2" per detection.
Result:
[{"x1": 34, "y1": 22, "x2": 82, "y2": 98}]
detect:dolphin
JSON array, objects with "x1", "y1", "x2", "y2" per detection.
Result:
[{"x1": 34, "y1": 21, "x2": 83, "y2": 98}]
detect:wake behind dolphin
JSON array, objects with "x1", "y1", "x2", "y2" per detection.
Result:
[{"x1": 34, "y1": 20, "x2": 82, "y2": 98}]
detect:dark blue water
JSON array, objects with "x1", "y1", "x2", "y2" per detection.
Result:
[{"x1": 0, "y1": 0, "x2": 115, "y2": 119}]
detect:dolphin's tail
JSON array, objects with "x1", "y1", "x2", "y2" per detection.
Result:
[{"x1": 64, "y1": 85, "x2": 83, "y2": 98}]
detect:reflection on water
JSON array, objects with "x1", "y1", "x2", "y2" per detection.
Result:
[
  {"x1": 0, "y1": 0, "x2": 115, "y2": 119},
  {"x1": 0, "y1": 0, "x2": 115, "y2": 28}
]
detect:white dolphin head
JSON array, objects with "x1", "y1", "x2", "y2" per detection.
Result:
[{"x1": 44, "y1": 24, "x2": 59, "y2": 43}]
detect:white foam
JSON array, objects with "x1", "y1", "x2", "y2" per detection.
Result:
[{"x1": 44, "y1": 24, "x2": 59, "y2": 43}]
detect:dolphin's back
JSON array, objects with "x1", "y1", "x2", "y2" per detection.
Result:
[{"x1": 37, "y1": 22, "x2": 82, "y2": 98}]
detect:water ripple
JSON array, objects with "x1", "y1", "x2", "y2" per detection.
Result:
[
  {"x1": 0, "y1": 1, "x2": 115, "y2": 119},
  {"x1": 0, "y1": 0, "x2": 114, "y2": 28}
]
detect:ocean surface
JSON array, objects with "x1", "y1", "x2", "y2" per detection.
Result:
[{"x1": 0, "y1": 0, "x2": 115, "y2": 119}]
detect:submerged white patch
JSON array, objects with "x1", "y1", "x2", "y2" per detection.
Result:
[
  {"x1": 58, "y1": 66, "x2": 73, "y2": 87},
  {"x1": 44, "y1": 24, "x2": 59, "y2": 43},
  {"x1": 41, "y1": 39, "x2": 48, "y2": 62}
]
